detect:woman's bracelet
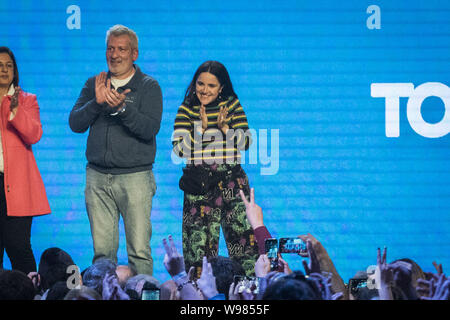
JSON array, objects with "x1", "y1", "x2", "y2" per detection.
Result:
[{"x1": 176, "y1": 279, "x2": 193, "y2": 291}]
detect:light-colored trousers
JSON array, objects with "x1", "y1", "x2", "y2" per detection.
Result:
[{"x1": 85, "y1": 167, "x2": 156, "y2": 275}]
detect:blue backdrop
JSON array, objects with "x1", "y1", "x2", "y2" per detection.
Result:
[{"x1": 1, "y1": 0, "x2": 449, "y2": 283}]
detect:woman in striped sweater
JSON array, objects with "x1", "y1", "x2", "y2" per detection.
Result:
[{"x1": 172, "y1": 61, "x2": 259, "y2": 278}]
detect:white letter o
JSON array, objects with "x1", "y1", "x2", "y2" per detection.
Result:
[{"x1": 407, "y1": 82, "x2": 450, "y2": 138}]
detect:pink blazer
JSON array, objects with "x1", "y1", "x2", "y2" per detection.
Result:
[{"x1": 0, "y1": 90, "x2": 51, "y2": 217}]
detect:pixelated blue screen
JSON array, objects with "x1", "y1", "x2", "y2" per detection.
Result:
[{"x1": 1, "y1": 0, "x2": 449, "y2": 283}]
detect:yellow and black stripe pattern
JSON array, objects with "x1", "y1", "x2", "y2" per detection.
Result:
[{"x1": 172, "y1": 96, "x2": 251, "y2": 163}]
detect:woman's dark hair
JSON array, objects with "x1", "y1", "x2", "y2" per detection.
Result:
[
  {"x1": 38, "y1": 247, "x2": 75, "y2": 291},
  {"x1": 209, "y1": 255, "x2": 245, "y2": 300},
  {"x1": 262, "y1": 271, "x2": 323, "y2": 300},
  {"x1": 0, "y1": 46, "x2": 19, "y2": 87},
  {"x1": 183, "y1": 60, "x2": 237, "y2": 107}
]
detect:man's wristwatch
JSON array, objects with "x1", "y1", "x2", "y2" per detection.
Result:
[{"x1": 110, "y1": 104, "x2": 126, "y2": 116}]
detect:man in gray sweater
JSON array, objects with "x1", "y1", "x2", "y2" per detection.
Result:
[{"x1": 69, "y1": 25, "x2": 163, "y2": 275}]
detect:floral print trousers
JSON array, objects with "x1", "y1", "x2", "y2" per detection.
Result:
[{"x1": 182, "y1": 163, "x2": 259, "y2": 278}]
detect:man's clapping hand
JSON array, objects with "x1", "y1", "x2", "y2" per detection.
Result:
[{"x1": 95, "y1": 71, "x2": 130, "y2": 109}]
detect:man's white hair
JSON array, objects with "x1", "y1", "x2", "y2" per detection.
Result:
[{"x1": 106, "y1": 24, "x2": 138, "y2": 50}]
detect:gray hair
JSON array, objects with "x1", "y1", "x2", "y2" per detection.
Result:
[
  {"x1": 82, "y1": 258, "x2": 117, "y2": 295},
  {"x1": 106, "y1": 24, "x2": 138, "y2": 50}
]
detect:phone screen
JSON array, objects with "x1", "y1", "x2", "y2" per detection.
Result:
[
  {"x1": 265, "y1": 238, "x2": 279, "y2": 270},
  {"x1": 141, "y1": 289, "x2": 160, "y2": 300},
  {"x1": 279, "y1": 237, "x2": 307, "y2": 254},
  {"x1": 348, "y1": 278, "x2": 367, "y2": 295},
  {"x1": 233, "y1": 275, "x2": 259, "y2": 294}
]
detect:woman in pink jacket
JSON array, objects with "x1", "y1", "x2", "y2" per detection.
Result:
[{"x1": 0, "y1": 46, "x2": 51, "y2": 274}]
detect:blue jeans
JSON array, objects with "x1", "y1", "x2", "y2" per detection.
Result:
[{"x1": 85, "y1": 167, "x2": 156, "y2": 275}]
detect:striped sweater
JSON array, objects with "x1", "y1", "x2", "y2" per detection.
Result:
[{"x1": 172, "y1": 96, "x2": 251, "y2": 164}]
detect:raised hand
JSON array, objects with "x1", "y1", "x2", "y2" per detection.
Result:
[
  {"x1": 217, "y1": 105, "x2": 229, "y2": 134},
  {"x1": 432, "y1": 261, "x2": 444, "y2": 275},
  {"x1": 199, "y1": 105, "x2": 208, "y2": 130},
  {"x1": 297, "y1": 234, "x2": 322, "y2": 258},
  {"x1": 27, "y1": 271, "x2": 41, "y2": 292},
  {"x1": 239, "y1": 188, "x2": 264, "y2": 230},
  {"x1": 95, "y1": 72, "x2": 108, "y2": 105},
  {"x1": 297, "y1": 233, "x2": 348, "y2": 299},
  {"x1": 255, "y1": 254, "x2": 271, "y2": 277},
  {"x1": 301, "y1": 239, "x2": 321, "y2": 275},
  {"x1": 420, "y1": 273, "x2": 450, "y2": 300},
  {"x1": 163, "y1": 235, "x2": 185, "y2": 277},
  {"x1": 376, "y1": 247, "x2": 394, "y2": 300},
  {"x1": 162, "y1": 235, "x2": 203, "y2": 300},
  {"x1": 102, "y1": 272, "x2": 130, "y2": 300},
  {"x1": 10, "y1": 85, "x2": 20, "y2": 108},
  {"x1": 196, "y1": 256, "x2": 219, "y2": 299},
  {"x1": 104, "y1": 78, "x2": 131, "y2": 109},
  {"x1": 9, "y1": 86, "x2": 21, "y2": 118}
]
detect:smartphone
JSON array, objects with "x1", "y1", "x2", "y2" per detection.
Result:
[
  {"x1": 141, "y1": 289, "x2": 160, "y2": 300},
  {"x1": 348, "y1": 278, "x2": 368, "y2": 296},
  {"x1": 279, "y1": 237, "x2": 307, "y2": 254},
  {"x1": 233, "y1": 275, "x2": 259, "y2": 294},
  {"x1": 264, "y1": 238, "x2": 279, "y2": 271},
  {"x1": 141, "y1": 282, "x2": 160, "y2": 300}
]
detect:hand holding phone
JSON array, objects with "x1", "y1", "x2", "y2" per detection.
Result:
[{"x1": 265, "y1": 238, "x2": 279, "y2": 271}]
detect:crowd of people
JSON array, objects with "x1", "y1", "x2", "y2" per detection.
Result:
[
  {"x1": 1, "y1": 24, "x2": 448, "y2": 302},
  {"x1": 0, "y1": 187, "x2": 447, "y2": 301}
]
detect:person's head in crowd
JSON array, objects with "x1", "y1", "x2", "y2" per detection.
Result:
[
  {"x1": 394, "y1": 258, "x2": 425, "y2": 290},
  {"x1": 348, "y1": 271, "x2": 379, "y2": 300},
  {"x1": 38, "y1": 247, "x2": 76, "y2": 291},
  {"x1": 385, "y1": 258, "x2": 423, "y2": 300},
  {"x1": 45, "y1": 281, "x2": 71, "y2": 300},
  {"x1": 82, "y1": 258, "x2": 117, "y2": 295},
  {"x1": 124, "y1": 273, "x2": 160, "y2": 299},
  {"x1": 209, "y1": 255, "x2": 246, "y2": 300},
  {"x1": 116, "y1": 264, "x2": 137, "y2": 288},
  {"x1": 0, "y1": 270, "x2": 36, "y2": 300},
  {"x1": 262, "y1": 271, "x2": 322, "y2": 300},
  {"x1": 160, "y1": 280, "x2": 179, "y2": 300},
  {"x1": 64, "y1": 285, "x2": 102, "y2": 300}
]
